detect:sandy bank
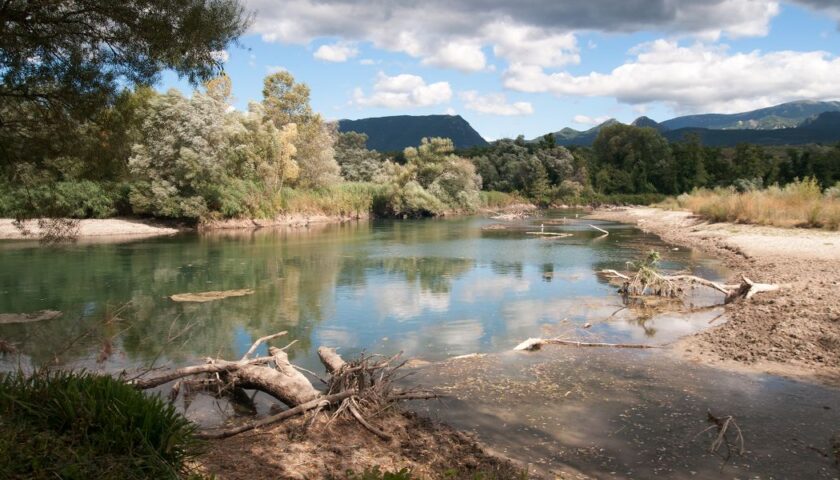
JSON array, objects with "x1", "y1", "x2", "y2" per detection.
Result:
[
  {"x1": 0, "y1": 218, "x2": 181, "y2": 240},
  {"x1": 588, "y1": 206, "x2": 840, "y2": 385}
]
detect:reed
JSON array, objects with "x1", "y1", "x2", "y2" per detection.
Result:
[{"x1": 661, "y1": 178, "x2": 840, "y2": 230}]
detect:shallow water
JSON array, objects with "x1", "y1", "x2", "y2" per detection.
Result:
[
  {"x1": 3, "y1": 213, "x2": 837, "y2": 478},
  {"x1": 0, "y1": 212, "x2": 726, "y2": 372}
]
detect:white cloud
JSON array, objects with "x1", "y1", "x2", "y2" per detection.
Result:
[
  {"x1": 313, "y1": 41, "x2": 358, "y2": 62},
  {"x1": 504, "y1": 40, "x2": 840, "y2": 113},
  {"x1": 421, "y1": 41, "x2": 486, "y2": 72},
  {"x1": 460, "y1": 90, "x2": 534, "y2": 116},
  {"x1": 210, "y1": 50, "x2": 229, "y2": 63},
  {"x1": 353, "y1": 72, "x2": 452, "y2": 109},
  {"x1": 573, "y1": 114, "x2": 612, "y2": 126},
  {"x1": 359, "y1": 58, "x2": 377, "y2": 65},
  {"x1": 244, "y1": 0, "x2": 789, "y2": 74},
  {"x1": 265, "y1": 65, "x2": 286, "y2": 74},
  {"x1": 485, "y1": 22, "x2": 579, "y2": 68},
  {"x1": 444, "y1": 107, "x2": 457, "y2": 115}
]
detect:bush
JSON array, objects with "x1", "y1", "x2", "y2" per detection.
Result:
[
  {"x1": 0, "y1": 370, "x2": 201, "y2": 480},
  {"x1": 0, "y1": 180, "x2": 125, "y2": 219}
]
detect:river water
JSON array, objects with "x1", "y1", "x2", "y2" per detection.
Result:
[{"x1": 1, "y1": 213, "x2": 838, "y2": 478}]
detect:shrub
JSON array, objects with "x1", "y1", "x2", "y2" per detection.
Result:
[
  {"x1": 0, "y1": 370, "x2": 201, "y2": 480},
  {"x1": 0, "y1": 180, "x2": 123, "y2": 219}
]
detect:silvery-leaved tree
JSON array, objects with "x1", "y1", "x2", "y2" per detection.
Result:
[{"x1": 128, "y1": 90, "x2": 231, "y2": 219}]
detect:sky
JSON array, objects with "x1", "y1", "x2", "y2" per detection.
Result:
[{"x1": 160, "y1": 0, "x2": 840, "y2": 140}]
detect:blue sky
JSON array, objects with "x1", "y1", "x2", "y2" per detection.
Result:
[{"x1": 161, "y1": 0, "x2": 840, "y2": 140}]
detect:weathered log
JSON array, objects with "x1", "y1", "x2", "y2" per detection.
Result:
[
  {"x1": 130, "y1": 356, "x2": 274, "y2": 389},
  {"x1": 318, "y1": 346, "x2": 347, "y2": 374},
  {"x1": 222, "y1": 347, "x2": 320, "y2": 407},
  {"x1": 514, "y1": 337, "x2": 657, "y2": 351}
]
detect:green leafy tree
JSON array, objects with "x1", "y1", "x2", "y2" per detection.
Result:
[
  {"x1": 0, "y1": 0, "x2": 249, "y2": 160},
  {"x1": 261, "y1": 71, "x2": 340, "y2": 188}
]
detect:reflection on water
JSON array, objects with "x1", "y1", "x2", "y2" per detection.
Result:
[{"x1": 0, "y1": 213, "x2": 728, "y2": 372}]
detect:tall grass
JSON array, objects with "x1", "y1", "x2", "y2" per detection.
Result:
[
  {"x1": 0, "y1": 370, "x2": 202, "y2": 480},
  {"x1": 661, "y1": 178, "x2": 840, "y2": 230},
  {"x1": 277, "y1": 182, "x2": 384, "y2": 217},
  {"x1": 478, "y1": 191, "x2": 530, "y2": 209}
]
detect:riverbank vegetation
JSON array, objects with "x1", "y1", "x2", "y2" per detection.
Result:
[
  {"x1": 660, "y1": 178, "x2": 840, "y2": 230},
  {"x1": 0, "y1": 370, "x2": 201, "y2": 479}
]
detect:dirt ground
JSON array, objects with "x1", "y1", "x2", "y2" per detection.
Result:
[
  {"x1": 199, "y1": 409, "x2": 533, "y2": 480},
  {"x1": 588, "y1": 207, "x2": 840, "y2": 385}
]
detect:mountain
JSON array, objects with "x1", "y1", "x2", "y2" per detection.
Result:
[
  {"x1": 664, "y1": 112, "x2": 840, "y2": 146},
  {"x1": 660, "y1": 100, "x2": 840, "y2": 130},
  {"x1": 537, "y1": 118, "x2": 620, "y2": 146},
  {"x1": 631, "y1": 116, "x2": 668, "y2": 131},
  {"x1": 337, "y1": 115, "x2": 488, "y2": 152}
]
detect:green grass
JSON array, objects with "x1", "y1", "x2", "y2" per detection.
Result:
[{"x1": 0, "y1": 370, "x2": 202, "y2": 480}]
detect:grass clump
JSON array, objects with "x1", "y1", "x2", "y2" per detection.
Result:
[
  {"x1": 0, "y1": 370, "x2": 201, "y2": 480},
  {"x1": 662, "y1": 177, "x2": 840, "y2": 230},
  {"x1": 478, "y1": 191, "x2": 529, "y2": 209}
]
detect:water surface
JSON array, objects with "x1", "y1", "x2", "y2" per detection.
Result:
[{"x1": 0, "y1": 212, "x2": 726, "y2": 372}]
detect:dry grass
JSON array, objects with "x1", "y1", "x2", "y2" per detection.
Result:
[{"x1": 661, "y1": 178, "x2": 840, "y2": 230}]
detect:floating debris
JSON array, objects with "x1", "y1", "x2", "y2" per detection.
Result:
[
  {"x1": 0, "y1": 310, "x2": 63, "y2": 325},
  {"x1": 169, "y1": 289, "x2": 254, "y2": 303}
]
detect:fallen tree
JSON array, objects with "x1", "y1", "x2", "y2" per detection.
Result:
[
  {"x1": 514, "y1": 337, "x2": 657, "y2": 351},
  {"x1": 598, "y1": 250, "x2": 780, "y2": 303},
  {"x1": 128, "y1": 332, "x2": 437, "y2": 440}
]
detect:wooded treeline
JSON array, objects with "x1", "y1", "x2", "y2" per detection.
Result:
[{"x1": 459, "y1": 126, "x2": 840, "y2": 206}]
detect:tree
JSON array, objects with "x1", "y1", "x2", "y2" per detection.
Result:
[
  {"x1": 593, "y1": 124, "x2": 675, "y2": 194},
  {"x1": 335, "y1": 132, "x2": 383, "y2": 182},
  {"x1": 380, "y1": 137, "x2": 481, "y2": 216},
  {"x1": 0, "y1": 0, "x2": 249, "y2": 132},
  {"x1": 226, "y1": 102, "x2": 299, "y2": 191},
  {"x1": 672, "y1": 134, "x2": 708, "y2": 192},
  {"x1": 261, "y1": 72, "x2": 339, "y2": 188},
  {"x1": 128, "y1": 89, "x2": 231, "y2": 219}
]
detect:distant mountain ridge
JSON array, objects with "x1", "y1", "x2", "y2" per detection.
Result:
[
  {"x1": 660, "y1": 100, "x2": 840, "y2": 130},
  {"x1": 536, "y1": 100, "x2": 840, "y2": 147},
  {"x1": 663, "y1": 111, "x2": 840, "y2": 147},
  {"x1": 337, "y1": 115, "x2": 488, "y2": 152}
]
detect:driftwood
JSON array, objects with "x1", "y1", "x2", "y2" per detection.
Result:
[
  {"x1": 599, "y1": 269, "x2": 779, "y2": 304},
  {"x1": 169, "y1": 289, "x2": 254, "y2": 303},
  {"x1": 589, "y1": 224, "x2": 609, "y2": 235},
  {"x1": 0, "y1": 310, "x2": 63, "y2": 325},
  {"x1": 514, "y1": 337, "x2": 657, "y2": 351},
  {"x1": 132, "y1": 332, "x2": 438, "y2": 439}
]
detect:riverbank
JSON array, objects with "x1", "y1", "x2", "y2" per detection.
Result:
[
  {"x1": 0, "y1": 203, "x2": 535, "y2": 241},
  {"x1": 588, "y1": 206, "x2": 840, "y2": 384},
  {"x1": 0, "y1": 218, "x2": 183, "y2": 240}
]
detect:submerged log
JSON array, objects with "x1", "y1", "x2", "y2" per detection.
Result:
[{"x1": 514, "y1": 337, "x2": 657, "y2": 351}]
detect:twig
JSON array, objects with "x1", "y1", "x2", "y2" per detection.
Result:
[
  {"x1": 241, "y1": 331, "x2": 288, "y2": 361},
  {"x1": 196, "y1": 391, "x2": 354, "y2": 440}
]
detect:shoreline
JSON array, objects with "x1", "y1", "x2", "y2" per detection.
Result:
[
  {"x1": 587, "y1": 206, "x2": 840, "y2": 386},
  {"x1": 0, "y1": 203, "x2": 536, "y2": 242}
]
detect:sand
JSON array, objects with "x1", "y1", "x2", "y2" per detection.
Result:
[{"x1": 588, "y1": 206, "x2": 840, "y2": 385}]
